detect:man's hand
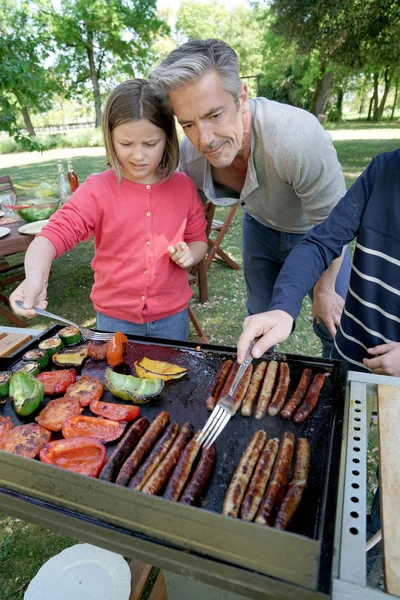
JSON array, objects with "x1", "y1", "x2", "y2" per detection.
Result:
[
  {"x1": 363, "y1": 342, "x2": 400, "y2": 376},
  {"x1": 312, "y1": 289, "x2": 344, "y2": 338},
  {"x1": 168, "y1": 242, "x2": 195, "y2": 269},
  {"x1": 9, "y1": 272, "x2": 48, "y2": 319},
  {"x1": 237, "y1": 310, "x2": 294, "y2": 363}
]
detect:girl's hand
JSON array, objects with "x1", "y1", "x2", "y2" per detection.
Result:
[
  {"x1": 168, "y1": 242, "x2": 195, "y2": 269},
  {"x1": 9, "y1": 272, "x2": 48, "y2": 318},
  {"x1": 363, "y1": 342, "x2": 400, "y2": 376}
]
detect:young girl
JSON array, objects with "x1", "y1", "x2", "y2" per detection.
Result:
[{"x1": 10, "y1": 79, "x2": 208, "y2": 341}]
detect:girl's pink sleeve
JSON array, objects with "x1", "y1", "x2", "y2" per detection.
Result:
[
  {"x1": 36, "y1": 177, "x2": 100, "y2": 258},
  {"x1": 183, "y1": 178, "x2": 208, "y2": 244}
]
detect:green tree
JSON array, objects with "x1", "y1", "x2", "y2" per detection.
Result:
[
  {"x1": 50, "y1": 0, "x2": 168, "y2": 127},
  {"x1": 0, "y1": 0, "x2": 59, "y2": 149}
]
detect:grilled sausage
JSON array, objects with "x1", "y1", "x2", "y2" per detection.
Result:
[
  {"x1": 180, "y1": 444, "x2": 216, "y2": 506},
  {"x1": 241, "y1": 362, "x2": 267, "y2": 417},
  {"x1": 280, "y1": 368, "x2": 312, "y2": 420},
  {"x1": 223, "y1": 430, "x2": 267, "y2": 518},
  {"x1": 255, "y1": 432, "x2": 295, "y2": 526},
  {"x1": 128, "y1": 422, "x2": 179, "y2": 490},
  {"x1": 98, "y1": 417, "x2": 150, "y2": 482},
  {"x1": 205, "y1": 360, "x2": 233, "y2": 411},
  {"x1": 274, "y1": 438, "x2": 311, "y2": 530},
  {"x1": 116, "y1": 411, "x2": 170, "y2": 486},
  {"x1": 218, "y1": 362, "x2": 240, "y2": 401},
  {"x1": 163, "y1": 432, "x2": 201, "y2": 501},
  {"x1": 142, "y1": 422, "x2": 194, "y2": 496},
  {"x1": 240, "y1": 437, "x2": 279, "y2": 522},
  {"x1": 268, "y1": 362, "x2": 290, "y2": 417},
  {"x1": 255, "y1": 360, "x2": 278, "y2": 419},
  {"x1": 232, "y1": 364, "x2": 253, "y2": 414},
  {"x1": 293, "y1": 373, "x2": 330, "y2": 423}
]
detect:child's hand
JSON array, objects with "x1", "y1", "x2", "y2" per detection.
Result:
[
  {"x1": 168, "y1": 241, "x2": 194, "y2": 269},
  {"x1": 9, "y1": 273, "x2": 48, "y2": 318},
  {"x1": 363, "y1": 342, "x2": 400, "y2": 376}
]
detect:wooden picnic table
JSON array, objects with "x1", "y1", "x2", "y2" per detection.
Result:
[{"x1": 0, "y1": 216, "x2": 34, "y2": 327}]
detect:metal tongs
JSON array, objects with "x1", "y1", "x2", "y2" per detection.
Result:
[{"x1": 197, "y1": 341, "x2": 256, "y2": 449}]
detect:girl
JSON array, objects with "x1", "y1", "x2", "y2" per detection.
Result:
[{"x1": 10, "y1": 79, "x2": 208, "y2": 341}]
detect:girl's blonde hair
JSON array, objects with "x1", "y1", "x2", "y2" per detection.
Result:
[{"x1": 102, "y1": 79, "x2": 179, "y2": 182}]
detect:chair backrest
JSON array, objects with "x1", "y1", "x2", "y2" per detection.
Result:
[{"x1": 0, "y1": 175, "x2": 15, "y2": 195}]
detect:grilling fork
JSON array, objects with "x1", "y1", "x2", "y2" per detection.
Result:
[
  {"x1": 15, "y1": 300, "x2": 113, "y2": 342},
  {"x1": 197, "y1": 341, "x2": 255, "y2": 449}
]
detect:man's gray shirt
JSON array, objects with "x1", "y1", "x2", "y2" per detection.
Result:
[{"x1": 179, "y1": 97, "x2": 346, "y2": 234}]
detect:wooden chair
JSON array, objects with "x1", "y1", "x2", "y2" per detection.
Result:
[
  {"x1": 188, "y1": 272, "x2": 209, "y2": 343},
  {"x1": 129, "y1": 560, "x2": 167, "y2": 600},
  {"x1": 0, "y1": 175, "x2": 25, "y2": 289},
  {"x1": 0, "y1": 175, "x2": 16, "y2": 195}
]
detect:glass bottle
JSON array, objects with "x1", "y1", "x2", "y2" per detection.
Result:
[
  {"x1": 67, "y1": 160, "x2": 79, "y2": 193},
  {"x1": 57, "y1": 160, "x2": 70, "y2": 205}
]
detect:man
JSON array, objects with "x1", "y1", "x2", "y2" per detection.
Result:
[{"x1": 150, "y1": 38, "x2": 351, "y2": 358}]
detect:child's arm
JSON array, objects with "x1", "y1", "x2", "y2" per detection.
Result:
[
  {"x1": 168, "y1": 241, "x2": 207, "y2": 269},
  {"x1": 9, "y1": 237, "x2": 56, "y2": 318}
]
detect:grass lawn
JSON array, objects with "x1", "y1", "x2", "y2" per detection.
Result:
[{"x1": 0, "y1": 133, "x2": 398, "y2": 598}]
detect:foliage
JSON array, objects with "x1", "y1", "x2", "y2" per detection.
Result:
[
  {"x1": 49, "y1": 0, "x2": 168, "y2": 125},
  {"x1": 0, "y1": 0, "x2": 60, "y2": 149}
]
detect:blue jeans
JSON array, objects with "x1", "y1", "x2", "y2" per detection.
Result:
[
  {"x1": 242, "y1": 213, "x2": 352, "y2": 358},
  {"x1": 96, "y1": 308, "x2": 189, "y2": 342}
]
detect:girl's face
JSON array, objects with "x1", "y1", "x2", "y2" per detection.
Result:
[{"x1": 112, "y1": 119, "x2": 167, "y2": 184}]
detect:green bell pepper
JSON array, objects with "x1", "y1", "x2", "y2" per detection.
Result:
[{"x1": 9, "y1": 371, "x2": 44, "y2": 416}]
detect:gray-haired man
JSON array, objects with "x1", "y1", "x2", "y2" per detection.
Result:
[{"x1": 150, "y1": 39, "x2": 351, "y2": 357}]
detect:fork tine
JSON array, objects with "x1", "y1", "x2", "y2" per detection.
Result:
[
  {"x1": 203, "y1": 411, "x2": 231, "y2": 448},
  {"x1": 197, "y1": 405, "x2": 224, "y2": 445},
  {"x1": 200, "y1": 407, "x2": 228, "y2": 447}
]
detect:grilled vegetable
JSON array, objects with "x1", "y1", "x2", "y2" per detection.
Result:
[
  {"x1": 0, "y1": 423, "x2": 51, "y2": 458},
  {"x1": 40, "y1": 437, "x2": 106, "y2": 477},
  {"x1": 36, "y1": 369, "x2": 77, "y2": 396},
  {"x1": 62, "y1": 415, "x2": 126, "y2": 443},
  {"x1": 22, "y1": 349, "x2": 48, "y2": 368},
  {"x1": 0, "y1": 371, "x2": 12, "y2": 397},
  {"x1": 0, "y1": 416, "x2": 14, "y2": 439},
  {"x1": 38, "y1": 337, "x2": 63, "y2": 357},
  {"x1": 104, "y1": 367, "x2": 164, "y2": 404},
  {"x1": 88, "y1": 341, "x2": 109, "y2": 360},
  {"x1": 64, "y1": 374, "x2": 104, "y2": 407},
  {"x1": 9, "y1": 372, "x2": 44, "y2": 416},
  {"x1": 13, "y1": 361, "x2": 40, "y2": 376},
  {"x1": 135, "y1": 357, "x2": 187, "y2": 381},
  {"x1": 89, "y1": 398, "x2": 140, "y2": 422},
  {"x1": 35, "y1": 397, "x2": 83, "y2": 432},
  {"x1": 58, "y1": 326, "x2": 82, "y2": 346},
  {"x1": 52, "y1": 345, "x2": 88, "y2": 368},
  {"x1": 107, "y1": 331, "x2": 128, "y2": 367}
]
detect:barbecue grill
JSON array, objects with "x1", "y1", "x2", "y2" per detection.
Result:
[{"x1": 0, "y1": 326, "x2": 349, "y2": 599}]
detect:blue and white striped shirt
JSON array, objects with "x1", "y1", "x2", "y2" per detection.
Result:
[{"x1": 268, "y1": 149, "x2": 400, "y2": 372}]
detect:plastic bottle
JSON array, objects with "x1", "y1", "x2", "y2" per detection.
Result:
[
  {"x1": 57, "y1": 160, "x2": 70, "y2": 204},
  {"x1": 67, "y1": 160, "x2": 79, "y2": 193}
]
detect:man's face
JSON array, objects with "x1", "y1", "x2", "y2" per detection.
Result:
[{"x1": 169, "y1": 70, "x2": 249, "y2": 168}]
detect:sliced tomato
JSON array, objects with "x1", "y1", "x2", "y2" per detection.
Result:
[
  {"x1": 0, "y1": 416, "x2": 14, "y2": 439},
  {"x1": 35, "y1": 397, "x2": 83, "y2": 432},
  {"x1": 62, "y1": 415, "x2": 126, "y2": 443},
  {"x1": 88, "y1": 341, "x2": 109, "y2": 361},
  {"x1": 89, "y1": 398, "x2": 140, "y2": 422},
  {"x1": 40, "y1": 437, "x2": 106, "y2": 477},
  {"x1": 0, "y1": 423, "x2": 51, "y2": 458},
  {"x1": 64, "y1": 374, "x2": 104, "y2": 407},
  {"x1": 107, "y1": 331, "x2": 128, "y2": 367},
  {"x1": 36, "y1": 369, "x2": 77, "y2": 396}
]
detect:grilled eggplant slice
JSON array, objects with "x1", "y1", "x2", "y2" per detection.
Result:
[{"x1": 52, "y1": 345, "x2": 88, "y2": 369}]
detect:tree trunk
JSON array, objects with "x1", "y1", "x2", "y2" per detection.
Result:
[
  {"x1": 86, "y1": 30, "x2": 102, "y2": 127},
  {"x1": 367, "y1": 94, "x2": 374, "y2": 121},
  {"x1": 372, "y1": 72, "x2": 380, "y2": 121},
  {"x1": 311, "y1": 69, "x2": 334, "y2": 117},
  {"x1": 390, "y1": 78, "x2": 399, "y2": 120},
  {"x1": 21, "y1": 107, "x2": 36, "y2": 136},
  {"x1": 358, "y1": 95, "x2": 365, "y2": 115},
  {"x1": 336, "y1": 87, "x2": 344, "y2": 119},
  {"x1": 376, "y1": 66, "x2": 393, "y2": 121}
]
